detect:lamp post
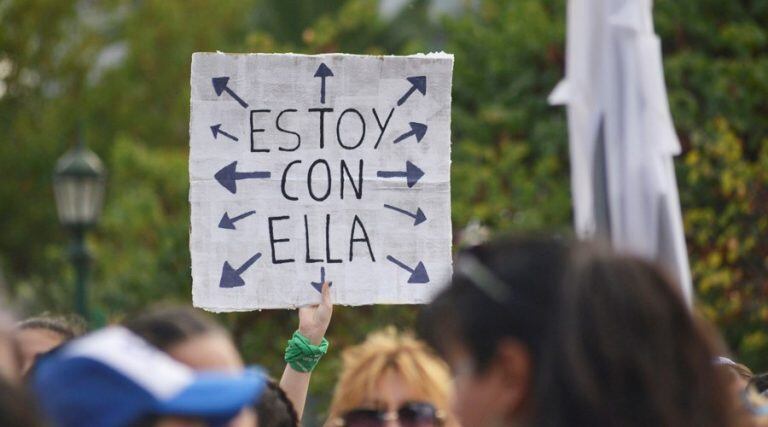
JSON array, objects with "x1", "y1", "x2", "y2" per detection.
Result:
[{"x1": 53, "y1": 136, "x2": 106, "y2": 323}]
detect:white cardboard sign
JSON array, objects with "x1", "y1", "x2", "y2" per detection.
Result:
[{"x1": 189, "y1": 52, "x2": 453, "y2": 310}]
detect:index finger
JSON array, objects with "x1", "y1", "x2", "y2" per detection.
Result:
[{"x1": 321, "y1": 281, "x2": 332, "y2": 306}]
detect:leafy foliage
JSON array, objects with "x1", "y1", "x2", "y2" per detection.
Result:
[{"x1": 1, "y1": 0, "x2": 768, "y2": 423}]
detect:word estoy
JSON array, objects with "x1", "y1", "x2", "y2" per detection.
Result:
[{"x1": 206, "y1": 67, "x2": 432, "y2": 290}]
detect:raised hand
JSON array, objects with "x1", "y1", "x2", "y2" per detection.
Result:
[{"x1": 298, "y1": 281, "x2": 333, "y2": 345}]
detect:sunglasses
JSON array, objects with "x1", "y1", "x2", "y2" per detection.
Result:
[{"x1": 335, "y1": 402, "x2": 444, "y2": 427}]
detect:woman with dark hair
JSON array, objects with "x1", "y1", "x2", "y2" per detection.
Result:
[
  {"x1": 124, "y1": 282, "x2": 332, "y2": 427},
  {"x1": 420, "y1": 236, "x2": 747, "y2": 427}
]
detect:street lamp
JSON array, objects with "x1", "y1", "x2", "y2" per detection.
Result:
[{"x1": 53, "y1": 136, "x2": 106, "y2": 322}]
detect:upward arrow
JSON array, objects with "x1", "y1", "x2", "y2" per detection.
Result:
[
  {"x1": 210, "y1": 124, "x2": 238, "y2": 142},
  {"x1": 211, "y1": 76, "x2": 249, "y2": 109},
  {"x1": 314, "y1": 63, "x2": 334, "y2": 104},
  {"x1": 397, "y1": 76, "x2": 427, "y2": 106},
  {"x1": 214, "y1": 161, "x2": 271, "y2": 194},
  {"x1": 393, "y1": 122, "x2": 428, "y2": 144},
  {"x1": 219, "y1": 252, "x2": 262, "y2": 288}
]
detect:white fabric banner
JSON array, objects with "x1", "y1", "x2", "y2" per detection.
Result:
[{"x1": 189, "y1": 52, "x2": 453, "y2": 311}]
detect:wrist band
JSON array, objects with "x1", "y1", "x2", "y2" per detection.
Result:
[{"x1": 284, "y1": 330, "x2": 328, "y2": 373}]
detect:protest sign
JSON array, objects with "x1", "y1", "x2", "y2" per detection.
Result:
[{"x1": 190, "y1": 53, "x2": 453, "y2": 310}]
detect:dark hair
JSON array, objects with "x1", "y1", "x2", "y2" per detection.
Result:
[
  {"x1": 750, "y1": 373, "x2": 768, "y2": 395},
  {"x1": 256, "y1": 379, "x2": 299, "y2": 427},
  {"x1": 420, "y1": 236, "x2": 569, "y2": 370},
  {"x1": 0, "y1": 378, "x2": 44, "y2": 427},
  {"x1": 123, "y1": 306, "x2": 225, "y2": 351},
  {"x1": 420, "y1": 236, "x2": 743, "y2": 427},
  {"x1": 17, "y1": 314, "x2": 85, "y2": 341}
]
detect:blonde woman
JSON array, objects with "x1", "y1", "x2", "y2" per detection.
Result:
[{"x1": 326, "y1": 327, "x2": 458, "y2": 427}]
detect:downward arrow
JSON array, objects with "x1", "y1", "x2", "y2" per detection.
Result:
[
  {"x1": 218, "y1": 210, "x2": 256, "y2": 230},
  {"x1": 310, "y1": 266, "x2": 333, "y2": 293},
  {"x1": 212, "y1": 76, "x2": 249, "y2": 109},
  {"x1": 214, "y1": 161, "x2": 271, "y2": 194},
  {"x1": 393, "y1": 122, "x2": 428, "y2": 144},
  {"x1": 219, "y1": 253, "x2": 261, "y2": 288},
  {"x1": 383, "y1": 204, "x2": 427, "y2": 226},
  {"x1": 386, "y1": 255, "x2": 430, "y2": 284}
]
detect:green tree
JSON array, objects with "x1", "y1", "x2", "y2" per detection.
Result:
[{"x1": 2, "y1": 1, "x2": 768, "y2": 425}]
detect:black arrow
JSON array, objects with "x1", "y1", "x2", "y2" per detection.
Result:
[
  {"x1": 377, "y1": 161, "x2": 425, "y2": 188},
  {"x1": 214, "y1": 161, "x2": 271, "y2": 194},
  {"x1": 386, "y1": 255, "x2": 430, "y2": 284},
  {"x1": 219, "y1": 252, "x2": 261, "y2": 288},
  {"x1": 397, "y1": 76, "x2": 427, "y2": 106},
  {"x1": 383, "y1": 204, "x2": 427, "y2": 226},
  {"x1": 310, "y1": 266, "x2": 333, "y2": 293},
  {"x1": 393, "y1": 122, "x2": 428, "y2": 144},
  {"x1": 210, "y1": 124, "x2": 238, "y2": 142},
  {"x1": 218, "y1": 210, "x2": 256, "y2": 230},
  {"x1": 211, "y1": 76, "x2": 249, "y2": 109},
  {"x1": 314, "y1": 63, "x2": 334, "y2": 104}
]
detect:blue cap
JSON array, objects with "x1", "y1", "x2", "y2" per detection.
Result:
[{"x1": 32, "y1": 327, "x2": 266, "y2": 427}]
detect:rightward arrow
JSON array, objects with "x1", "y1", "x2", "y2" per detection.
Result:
[
  {"x1": 314, "y1": 63, "x2": 334, "y2": 104},
  {"x1": 219, "y1": 252, "x2": 262, "y2": 288},
  {"x1": 396, "y1": 76, "x2": 427, "y2": 106},
  {"x1": 211, "y1": 76, "x2": 249, "y2": 109},
  {"x1": 310, "y1": 266, "x2": 333, "y2": 293},
  {"x1": 210, "y1": 124, "x2": 238, "y2": 142},
  {"x1": 376, "y1": 161, "x2": 424, "y2": 188},
  {"x1": 393, "y1": 122, "x2": 428, "y2": 144},
  {"x1": 383, "y1": 204, "x2": 427, "y2": 226},
  {"x1": 386, "y1": 255, "x2": 430, "y2": 284},
  {"x1": 214, "y1": 161, "x2": 271, "y2": 194},
  {"x1": 218, "y1": 210, "x2": 256, "y2": 230}
]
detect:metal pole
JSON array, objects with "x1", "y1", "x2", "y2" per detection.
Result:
[{"x1": 69, "y1": 226, "x2": 90, "y2": 323}]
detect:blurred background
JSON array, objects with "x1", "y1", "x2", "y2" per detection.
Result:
[{"x1": 1, "y1": 0, "x2": 767, "y2": 423}]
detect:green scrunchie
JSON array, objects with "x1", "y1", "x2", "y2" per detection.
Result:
[{"x1": 284, "y1": 330, "x2": 329, "y2": 373}]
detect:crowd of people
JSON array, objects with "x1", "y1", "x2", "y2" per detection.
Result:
[{"x1": 1, "y1": 235, "x2": 768, "y2": 426}]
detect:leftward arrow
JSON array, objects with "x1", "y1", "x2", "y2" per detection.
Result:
[
  {"x1": 397, "y1": 76, "x2": 427, "y2": 106},
  {"x1": 219, "y1": 252, "x2": 261, "y2": 288},
  {"x1": 393, "y1": 122, "x2": 428, "y2": 144},
  {"x1": 314, "y1": 63, "x2": 334, "y2": 104},
  {"x1": 218, "y1": 210, "x2": 256, "y2": 230},
  {"x1": 310, "y1": 266, "x2": 333, "y2": 293},
  {"x1": 211, "y1": 76, "x2": 249, "y2": 109},
  {"x1": 376, "y1": 161, "x2": 425, "y2": 188},
  {"x1": 210, "y1": 124, "x2": 238, "y2": 142},
  {"x1": 383, "y1": 204, "x2": 427, "y2": 226},
  {"x1": 214, "y1": 161, "x2": 271, "y2": 194},
  {"x1": 386, "y1": 255, "x2": 430, "y2": 284}
]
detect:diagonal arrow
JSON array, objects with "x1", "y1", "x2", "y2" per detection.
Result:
[
  {"x1": 393, "y1": 122, "x2": 428, "y2": 144},
  {"x1": 376, "y1": 161, "x2": 425, "y2": 188},
  {"x1": 386, "y1": 255, "x2": 430, "y2": 284},
  {"x1": 211, "y1": 76, "x2": 249, "y2": 109},
  {"x1": 397, "y1": 76, "x2": 427, "y2": 106},
  {"x1": 218, "y1": 210, "x2": 256, "y2": 230},
  {"x1": 210, "y1": 124, "x2": 239, "y2": 142},
  {"x1": 383, "y1": 204, "x2": 427, "y2": 226},
  {"x1": 314, "y1": 63, "x2": 334, "y2": 104},
  {"x1": 214, "y1": 161, "x2": 271, "y2": 194},
  {"x1": 219, "y1": 252, "x2": 262, "y2": 288},
  {"x1": 310, "y1": 266, "x2": 333, "y2": 293}
]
